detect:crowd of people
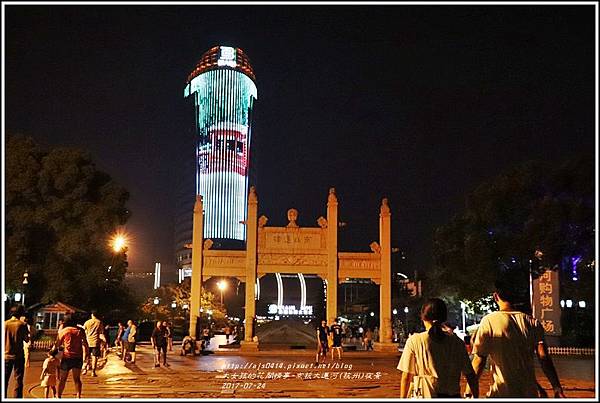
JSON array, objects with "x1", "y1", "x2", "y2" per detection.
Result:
[
  {"x1": 3, "y1": 308, "x2": 152, "y2": 399},
  {"x1": 6, "y1": 275, "x2": 568, "y2": 399}
]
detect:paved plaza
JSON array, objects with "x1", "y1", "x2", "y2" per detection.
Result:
[{"x1": 8, "y1": 342, "x2": 594, "y2": 399}]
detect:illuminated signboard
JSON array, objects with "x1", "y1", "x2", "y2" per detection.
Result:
[
  {"x1": 532, "y1": 270, "x2": 562, "y2": 336},
  {"x1": 268, "y1": 304, "x2": 314, "y2": 316}
]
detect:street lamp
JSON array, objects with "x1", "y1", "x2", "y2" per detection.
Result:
[
  {"x1": 110, "y1": 232, "x2": 128, "y2": 253},
  {"x1": 217, "y1": 280, "x2": 227, "y2": 304},
  {"x1": 22, "y1": 272, "x2": 29, "y2": 307},
  {"x1": 154, "y1": 297, "x2": 160, "y2": 305}
]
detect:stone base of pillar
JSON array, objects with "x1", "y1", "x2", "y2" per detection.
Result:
[
  {"x1": 240, "y1": 340, "x2": 259, "y2": 352},
  {"x1": 373, "y1": 342, "x2": 398, "y2": 353}
]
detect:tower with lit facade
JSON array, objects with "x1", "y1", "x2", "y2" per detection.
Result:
[{"x1": 184, "y1": 45, "x2": 258, "y2": 243}]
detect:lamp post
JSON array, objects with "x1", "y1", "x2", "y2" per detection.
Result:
[
  {"x1": 22, "y1": 272, "x2": 29, "y2": 307},
  {"x1": 217, "y1": 280, "x2": 227, "y2": 305}
]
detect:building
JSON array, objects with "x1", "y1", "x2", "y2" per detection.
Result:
[{"x1": 175, "y1": 45, "x2": 258, "y2": 279}]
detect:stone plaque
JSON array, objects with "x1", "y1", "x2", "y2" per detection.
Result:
[{"x1": 264, "y1": 230, "x2": 323, "y2": 250}]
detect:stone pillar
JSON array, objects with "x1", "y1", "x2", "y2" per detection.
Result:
[
  {"x1": 241, "y1": 186, "x2": 259, "y2": 351},
  {"x1": 326, "y1": 188, "x2": 338, "y2": 325},
  {"x1": 189, "y1": 195, "x2": 204, "y2": 339},
  {"x1": 374, "y1": 198, "x2": 396, "y2": 352}
]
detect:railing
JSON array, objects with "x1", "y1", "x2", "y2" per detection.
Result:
[
  {"x1": 31, "y1": 339, "x2": 55, "y2": 351},
  {"x1": 548, "y1": 347, "x2": 594, "y2": 356}
]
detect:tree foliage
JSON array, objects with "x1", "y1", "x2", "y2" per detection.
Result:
[
  {"x1": 6, "y1": 134, "x2": 133, "y2": 313},
  {"x1": 139, "y1": 278, "x2": 227, "y2": 324},
  {"x1": 427, "y1": 155, "x2": 595, "y2": 303}
]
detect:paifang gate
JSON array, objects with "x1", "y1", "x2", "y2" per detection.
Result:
[{"x1": 188, "y1": 187, "x2": 397, "y2": 352}]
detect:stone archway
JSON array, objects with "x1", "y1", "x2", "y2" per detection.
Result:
[{"x1": 188, "y1": 187, "x2": 396, "y2": 352}]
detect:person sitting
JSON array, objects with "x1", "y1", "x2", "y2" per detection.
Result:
[{"x1": 180, "y1": 335, "x2": 197, "y2": 356}]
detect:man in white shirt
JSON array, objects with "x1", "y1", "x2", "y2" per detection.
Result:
[
  {"x1": 468, "y1": 278, "x2": 565, "y2": 398},
  {"x1": 82, "y1": 311, "x2": 104, "y2": 377}
]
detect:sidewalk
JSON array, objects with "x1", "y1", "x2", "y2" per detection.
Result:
[{"x1": 11, "y1": 344, "x2": 595, "y2": 399}]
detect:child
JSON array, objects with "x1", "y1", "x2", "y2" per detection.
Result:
[{"x1": 40, "y1": 348, "x2": 59, "y2": 398}]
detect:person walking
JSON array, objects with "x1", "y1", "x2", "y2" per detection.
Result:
[
  {"x1": 466, "y1": 277, "x2": 565, "y2": 398},
  {"x1": 5, "y1": 305, "x2": 30, "y2": 398},
  {"x1": 151, "y1": 321, "x2": 170, "y2": 367},
  {"x1": 315, "y1": 319, "x2": 329, "y2": 366},
  {"x1": 166, "y1": 322, "x2": 174, "y2": 352},
  {"x1": 55, "y1": 314, "x2": 89, "y2": 398},
  {"x1": 82, "y1": 311, "x2": 103, "y2": 376},
  {"x1": 20, "y1": 316, "x2": 32, "y2": 368},
  {"x1": 397, "y1": 298, "x2": 479, "y2": 398},
  {"x1": 329, "y1": 319, "x2": 344, "y2": 360},
  {"x1": 363, "y1": 328, "x2": 373, "y2": 351},
  {"x1": 115, "y1": 322, "x2": 125, "y2": 358},
  {"x1": 40, "y1": 348, "x2": 59, "y2": 398}
]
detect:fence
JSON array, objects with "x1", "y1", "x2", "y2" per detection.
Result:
[
  {"x1": 31, "y1": 339, "x2": 55, "y2": 351},
  {"x1": 548, "y1": 347, "x2": 595, "y2": 356}
]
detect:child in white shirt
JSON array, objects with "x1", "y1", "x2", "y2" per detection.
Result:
[{"x1": 40, "y1": 349, "x2": 59, "y2": 398}]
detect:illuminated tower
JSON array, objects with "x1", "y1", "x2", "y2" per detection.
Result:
[{"x1": 184, "y1": 46, "x2": 258, "y2": 242}]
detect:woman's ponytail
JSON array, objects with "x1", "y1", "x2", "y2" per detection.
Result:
[
  {"x1": 421, "y1": 299, "x2": 448, "y2": 343},
  {"x1": 428, "y1": 320, "x2": 446, "y2": 342}
]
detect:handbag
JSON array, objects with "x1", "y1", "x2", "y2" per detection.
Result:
[{"x1": 411, "y1": 374, "x2": 438, "y2": 398}]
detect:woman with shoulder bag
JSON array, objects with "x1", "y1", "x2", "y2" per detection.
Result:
[{"x1": 397, "y1": 298, "x2": 479, "y2": 398}]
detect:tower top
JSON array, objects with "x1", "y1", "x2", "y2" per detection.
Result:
[{"x1": 186, "y1": 45, "x2": 256, "y2": 83}]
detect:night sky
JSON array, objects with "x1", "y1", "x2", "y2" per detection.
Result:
[{"x1": 5, "y1": 5, "x2": 595, "y2": 280}]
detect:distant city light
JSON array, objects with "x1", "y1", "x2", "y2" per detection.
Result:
[
  {"x1": 153, "y1": 297, "x2": 159, "y2": 305},
  {"x1": 578, "y1": 301, "x2": 586, "y2": 308},
  {"x1": 404, "y1": 307, "x2": 409, "y2": 314},
  {"x1": 370, "y1": 312, "x2": 375, "y2": 317},
  {"x1": 14, "y1": 293, "x2": 22, "y2": 302},
  {"x1": 565, "y1": 299, "x2": 573, "y2": 308},
  {"x1": 392, "y1": 308, "x2": 398, "y2": 315},
  {"x1": 560, "y1": 300, "x2": 565, "y2": 308}
]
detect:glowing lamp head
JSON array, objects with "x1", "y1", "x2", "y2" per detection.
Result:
[
  {"x1": 217, "y1": 280, "x2": 227, "y2": 291},
  {"x1": 110, "y1": 233, "x2": 128, "y2": 253}
]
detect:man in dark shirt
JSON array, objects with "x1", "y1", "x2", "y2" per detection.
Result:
[
  {"x1": 315, "y1": 319, "x2": 329, "y2": 366},
  {"x1": 151, "y1": 321, "x2": 169, "y2": 367},
  {"x1": 5, "y1": 305, "x2": 30, "y2": 398},
  {"x1": 329, "y1": 319, "x2": 344, "y2": 360}
]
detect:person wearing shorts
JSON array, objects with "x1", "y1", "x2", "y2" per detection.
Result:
[
  {"x1": 151, "y1": 321, "x2": 169, "y2": 367},
  {"x1": 55, "y1": 315, "x2": 89, "y2": 398},
  {"x1": 329, "y1": 319, "x2": 344, "y2": 360},
  {"x1": 125, "y1": 320, "x2": 137, "y2": 363},
  {"x1": 83, "y1": 311, "x2": 104, "y2": 376}
]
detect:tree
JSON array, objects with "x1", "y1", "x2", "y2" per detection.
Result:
[
  {"x1": 6, "y1": 134, "x2": 133, "y2": 314},
  {"x1": 139, "y1": 278, "x2": 227, "y2": 325},
  {"x1": 427, "y1": 155, "x2": 594, "y2": 304}
]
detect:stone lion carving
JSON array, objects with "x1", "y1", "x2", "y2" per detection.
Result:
[
  {"x1": 287, "y1": 208, "x2": 299, "y2": 228},
  {"x1": 258, "y1": 215, "x2": 269, "y2": 228},
  {"x1": 317, "y1": 216, "x2": 328, "y2": 229},
  {"x1": 369, "y1": 241, "x2": 381, "y2": 254}
]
